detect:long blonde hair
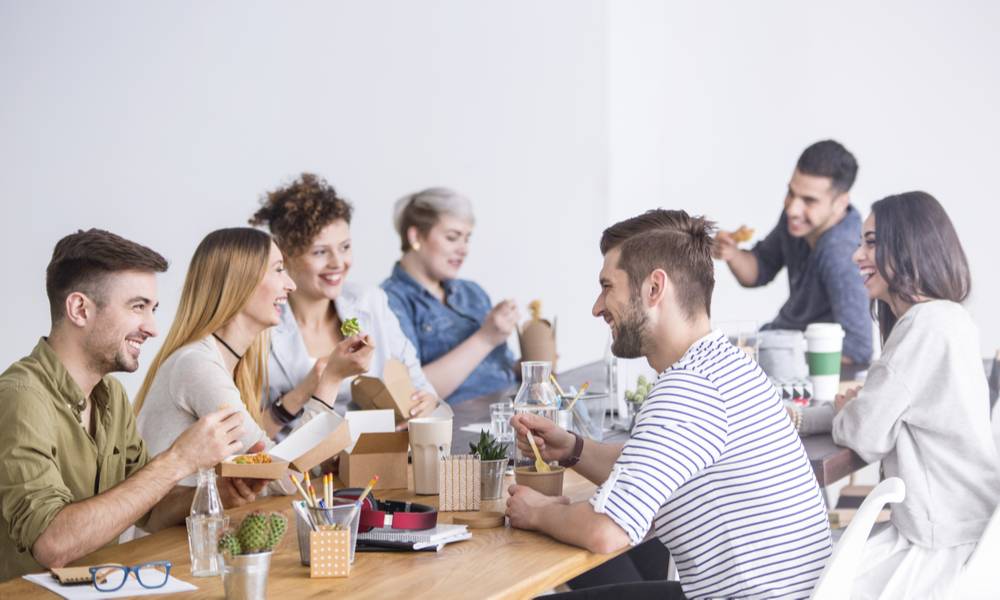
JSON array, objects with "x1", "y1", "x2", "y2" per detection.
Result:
[{"x1": 135, "y1": 228, "x2": 272, "y2": 424}]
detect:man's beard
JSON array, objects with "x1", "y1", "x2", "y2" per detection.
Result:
[
  {"x1": 86, "y1": 327, "x2": 140, "y2": 375},
  {"x1": 610, "y1": 297, "x2": 649, "y2": 359}
]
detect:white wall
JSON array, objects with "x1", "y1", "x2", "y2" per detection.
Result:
[
  {"x1": 0, "y1": 1, "x2": 611, "y2": 395},
  {"x1": 609, "y1": 0, "x2": 1000, "y2": 353},
  {"x1": 3, "y1": 1, "x2": 999, "y2": 400}
]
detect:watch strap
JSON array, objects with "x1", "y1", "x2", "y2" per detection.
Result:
[{"x1": 559, "y1": 431, "x2": 585, "y2": 468}]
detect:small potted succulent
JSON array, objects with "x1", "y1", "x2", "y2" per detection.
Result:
[
  {"x1": 218, "y1": 511, "x2": 287, "y2": 600},
  {"x1": 624, "y1": 375, "x2": 653, "y2": 433},
  {"x1": 470, "y1": 430, "x2": 509, "y2": 500}
]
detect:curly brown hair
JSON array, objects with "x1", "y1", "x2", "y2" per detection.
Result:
[{"x1": 249, "y1": 173, "x2": 353, "y2": 257}]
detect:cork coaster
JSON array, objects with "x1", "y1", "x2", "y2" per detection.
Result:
[{"x1": 453, "y1": 511, "x2": 505, "y2": 529}]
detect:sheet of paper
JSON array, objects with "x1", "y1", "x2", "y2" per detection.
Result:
[
  {"x1": 344, "y1": 409, "x2": 395, "y2": 452},
  {"x1": 23, "y1": 571, "x2": 197, "y2": 599},
  {"x1": 459, "y1": 422, "x2": 492, "y2": 434}
]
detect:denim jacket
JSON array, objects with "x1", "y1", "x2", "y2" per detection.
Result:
[{"x1": 381, "y1": 262, "x2": 516, "y2": 405}]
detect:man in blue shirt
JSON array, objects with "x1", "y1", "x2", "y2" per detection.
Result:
[{"x1": 713, "y1": 140, "x2": 872, "y2": 364}]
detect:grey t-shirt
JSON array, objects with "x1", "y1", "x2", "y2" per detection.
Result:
[{"x1": 752, "y1": 205, "x2": 873, "y2": 364}]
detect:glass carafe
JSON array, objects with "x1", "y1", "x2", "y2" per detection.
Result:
[
  {"x1": 512, "y1": 361, "x2": 560, "y2": 469},
  {"x1": 187, "y1": 468, "x2": 227, "y2": 576}
]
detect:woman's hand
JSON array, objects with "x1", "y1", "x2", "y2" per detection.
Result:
[
  {"x1": 479, "y1": 300, "x2": 520, "y2": 346},
  {"x1": 321, "y1": 334, "x2": 375, "y2": 383},
  {"x1": 395, "y1": 390, "x2": 440, "y2": 430},
  {"x1": 834, "y1": 385, "x2": 862, "y2": 414}
]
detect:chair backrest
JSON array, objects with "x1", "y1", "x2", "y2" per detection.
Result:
[
  {"x1": 810, "y1": 477, "x2": 906, "y2": 600},
  {"x1": 989, "y1": 349, "x2": 999, "y2": 410},
  {"x1": 948, "y1": 502, "x2": 1000, "y2": 599}
]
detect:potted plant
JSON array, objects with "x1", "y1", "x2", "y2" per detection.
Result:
[
  {"x1": 624, "y1": 375, "x2": 653, "y2": 433},
  {"x1": 218, "y1": 511, "x2": 287, "y2": 600},
  {"x1": 470, "y1": 430, "x2": 509, "y2": 500}
]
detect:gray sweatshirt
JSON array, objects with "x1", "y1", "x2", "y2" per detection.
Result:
[{"x1": 833, "y1": 300, "x2": 1000, "y2": 548}]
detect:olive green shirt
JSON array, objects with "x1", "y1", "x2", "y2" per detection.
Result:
[{"x1": 0, "y1": 339, "x2": 149, "y2": 581}]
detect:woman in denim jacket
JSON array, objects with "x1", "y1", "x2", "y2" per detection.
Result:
[{"x1": 382, "y1": 188, "x2": 519, "y2": 405}]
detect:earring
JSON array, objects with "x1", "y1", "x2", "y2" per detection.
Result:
[{"x1": 412, "y1": 242, "x2": 421, "y2": 251}]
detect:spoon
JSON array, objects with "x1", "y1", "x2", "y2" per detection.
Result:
[{"x1": 526, "y1": 431, "x2": 551, "y2": 473}]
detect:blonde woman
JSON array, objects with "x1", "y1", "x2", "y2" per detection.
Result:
[{"x1": 135, "y1": 228, "x2": 296, "y2": 487}]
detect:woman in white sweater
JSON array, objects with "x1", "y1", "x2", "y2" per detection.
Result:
[
  {"x1": 832, "y1": 191, "x2": 1000, "y2": 599},
  {"x1": 135, "y1": 228, "x2": 297, "y2": 488}
]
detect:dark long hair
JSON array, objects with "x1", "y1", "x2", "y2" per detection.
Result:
[{"x1": 870, "y1": 191, "x2": 970, "y2": 343}]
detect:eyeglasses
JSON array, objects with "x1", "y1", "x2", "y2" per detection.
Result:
[{"x1": 89, "y1": 561, "x2": 171, "y2": 592}]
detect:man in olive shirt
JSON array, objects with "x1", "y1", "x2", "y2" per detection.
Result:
[{"x1": 0, "y1": 229, "x2": 266, "y2": 581}]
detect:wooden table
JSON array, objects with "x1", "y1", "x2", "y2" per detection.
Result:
[{"x1": 0, "y1": 469, "x2": 623, "y2": 599}]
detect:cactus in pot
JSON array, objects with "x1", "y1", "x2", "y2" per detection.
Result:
[{"x1": 220, "y1": 511, "x2": 288, "y2": 557}]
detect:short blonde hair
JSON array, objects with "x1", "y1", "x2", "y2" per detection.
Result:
[{"x1": 392, "y1": 187, "x2": 474, "y2": 252}]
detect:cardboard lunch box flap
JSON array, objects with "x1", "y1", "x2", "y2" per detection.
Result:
[
  {"x1": 351, "y1": 360, "x2": 414, "y2": 421},
  {"x1": 217, "y1": 413, "x2": 351, "y2": 479},
  {"x1": 270, "y1": 411, "x2": 353, "y2": 472},
  {"x1": 348, "y1": 431, "x2": 410, "y2": 455}
]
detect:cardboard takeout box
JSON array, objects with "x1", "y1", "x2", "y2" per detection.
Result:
[
  {"x1": 219, "y1": 412, "x2": 352, "y2": 479},
  {"x1": 351, "y1": 360, "x2": 415, "y2": 423},
  {"x1": 518, "y1": 318, "x2": 558, "y2": 371},
  {"x1": 338, "y1": 431, "x2": 409, "y2": 490}
]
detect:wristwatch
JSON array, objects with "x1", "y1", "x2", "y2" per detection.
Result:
[
  {"x1": 559, "y1": 432, "x2": 585, "y2": 468},
  {"x1": 271, "y1": 396, "x2": 304, "y2": 424}
]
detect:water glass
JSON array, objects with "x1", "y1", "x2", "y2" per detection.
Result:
[
  {"x1": 490, "y1": 401, "x2": 515, "y2": 472},
  {"x1": 186, "y1": 515, "x2": 228, "y2": 577}
]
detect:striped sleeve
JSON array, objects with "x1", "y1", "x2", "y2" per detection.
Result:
[{"x1": 590, "y1": 372, "x2": 729, "y2": 544}]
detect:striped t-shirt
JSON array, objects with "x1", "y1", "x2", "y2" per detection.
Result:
[{"x1": 591, "y1": 331, "x2": 832, "y2": 599}]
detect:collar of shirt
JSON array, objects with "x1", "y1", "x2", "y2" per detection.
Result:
[
  {"x1": 31, "y1": 338, "x2": 112, "y2": 423},
  {"x1": 388, "y1": 261, "x2": 484, "y2": 320}
]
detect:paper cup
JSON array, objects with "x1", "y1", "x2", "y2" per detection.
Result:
[
  {"x1": 804, "y1": 323, "x2": 844, "y2": 401},
  {"x1": 408, "y1": 417, "x2": 453, "y2": 494},
  {"x1": 514, "y1": 466, "x2": 565, "y2": 496}
]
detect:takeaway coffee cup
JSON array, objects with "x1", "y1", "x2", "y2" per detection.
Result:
[
  {"x1": 408, "y1": 417, "x2": 452, "y2": 495},
  {"x1": 804, "y1": 323, "x2": 844, "y2": 401}
]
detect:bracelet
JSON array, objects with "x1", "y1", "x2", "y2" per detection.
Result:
[
  {"x1": 310, "y1": 394, "x2": 335, "y2": 411},
  {"x1": 789, "y1": 406, "x2": 803, "y2": 434},
  {"x1": 558, "y1": 432, "x2": 585, "y2": 468},
  {"x1": 271, "y1": 397, "x2": 304, "y2": 424}
]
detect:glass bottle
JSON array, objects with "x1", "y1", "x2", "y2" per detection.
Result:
[
  {"x1": 187, "y1": 468, "x2": 227, "y2": 576},
  {"x1": 512, "y1": 361, "x2": 559, "y2": 469},
  {"x1": 604, "y1": 334, "x2": 619, "y2": 426}
]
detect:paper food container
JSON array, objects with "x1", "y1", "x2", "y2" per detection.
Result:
[
  {"x1": 518, "y1": 317, "x2": 558, "y2": 370},
  {"x1": 338, "y1": 431, "x2": 409, "y2": 490},
  {"x1": 351, "y1": 359, "x2": 414, "y2": 423},
  {"x1": 219, "y1": 412, "x2": 352, "y2": 479}
]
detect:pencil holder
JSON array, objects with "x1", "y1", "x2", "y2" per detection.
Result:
[
  {"x1": 438, "y1": 455, "x2": 481, "y2": 511},
  {"x1": 309, "y1": 529, "x2": 351, "y2": 578}
]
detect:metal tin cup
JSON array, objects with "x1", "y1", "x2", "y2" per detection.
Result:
[
  {"x1": 221, "y1": 551, "x2": 271, "y2": 600},
  {"x1": 294, "y1": 499, "x2": 361, "y2": 565},
  {"x1": 480, "y1": 459, "x2": 508, "y2": 500}
]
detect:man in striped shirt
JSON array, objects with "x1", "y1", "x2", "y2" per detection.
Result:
[{"x1": 506, "y1": 210, "x2": 832, "y2": 599}]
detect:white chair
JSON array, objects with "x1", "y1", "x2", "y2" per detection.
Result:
[
  {"x1": 810, "y1": 477, "x2": 906, "y2": 600},
  {"x1": 947, "y1": 503, "x2": 1000, "y2": 599}
]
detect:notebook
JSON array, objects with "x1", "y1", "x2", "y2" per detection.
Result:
[{"x1": 358, "y1": 523, "x2": 471, "y2": 549}]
